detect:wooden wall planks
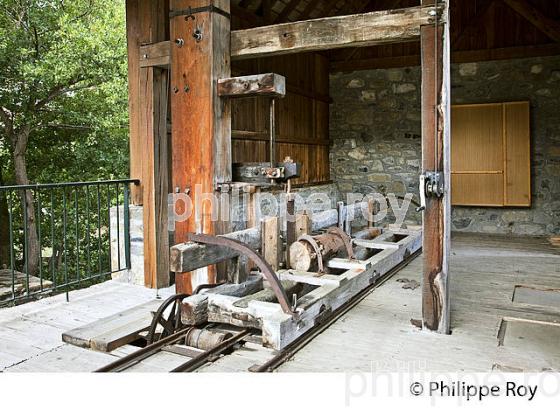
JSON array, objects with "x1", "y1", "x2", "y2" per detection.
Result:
[{"x1": 231, "y1": 53, "x2": 331, "y2": 185}]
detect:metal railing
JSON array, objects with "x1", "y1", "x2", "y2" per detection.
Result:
[{"x1": 0, "y1": 179, "x2": 139, "y2": 306}]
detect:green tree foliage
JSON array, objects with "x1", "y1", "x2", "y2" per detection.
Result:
[
  {"x1": 0, "y1": 0, "x2": 129, "y2": 184},
  {"x1": 0, "y1": 0, "x2": 129, "y2": 276}
]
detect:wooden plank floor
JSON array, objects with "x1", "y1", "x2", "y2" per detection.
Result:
[
  {"x1": 0, "y1": 233, "x2": 558, "y2": 372},
  {"x1": 275, "y1": 233, "x2": 560, "y2": 372},
  {"x1": 0, "y1": 281, "x2": 174, "y2": 372}
]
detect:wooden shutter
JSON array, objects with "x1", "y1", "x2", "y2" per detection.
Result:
[{"x1": 451, "y1": 102, "x2": 531, "y2": 207}]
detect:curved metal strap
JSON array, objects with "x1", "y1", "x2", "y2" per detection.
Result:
[
  {"x1": 297, "y1": 234, "x2": 324, "y2": 273},
  {"x1": 186, "y1": 233, "x2": 296, "y2": 317},
  {"x1": 327, "y1": 227, "x2": 355, "y2": 259}
]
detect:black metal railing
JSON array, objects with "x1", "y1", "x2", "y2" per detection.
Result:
[{"x1": 0, "y1": 179, "x2": 139, "y2": 306}]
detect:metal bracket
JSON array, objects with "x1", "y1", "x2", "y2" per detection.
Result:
[
  {"x1": 297, "y1": 234, "x2": 325, "y2": 273},
  {"x1": 170, "y1": 5, "x2": 231, "y2": 20},
  {"x1": 416, "y1": 171, "x2": 444, "y2": 212}
]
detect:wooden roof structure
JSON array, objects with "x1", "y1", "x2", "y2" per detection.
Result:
[{"x1": 230, "y1": 0, "x2": 560, "y2": 70}]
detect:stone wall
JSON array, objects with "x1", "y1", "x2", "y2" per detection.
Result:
[{"x1": 330, "y1": 55, "x2": 560, "y2": 236}]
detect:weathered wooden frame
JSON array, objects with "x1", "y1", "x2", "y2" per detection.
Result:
[
  {"x1": 202, "y1": 226, "x2": 421, "y2": 350},
  {"x1": 126, "y1": 0, "x2": 451, "y2": 332}
]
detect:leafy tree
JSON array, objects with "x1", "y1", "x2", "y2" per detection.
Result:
[{"x1": 0, "y1": 0, "x2": 128, "y2": 273}]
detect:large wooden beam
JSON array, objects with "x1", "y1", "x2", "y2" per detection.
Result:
[
  {"x1": 502, "y1": 0, "x2": 560, "y2": 43},
  {"x1": 230, "y1": 5, "x2": 441, "y2": 60},
  {"x1": 126, "y1": 0, "x2": 170, "y2": 288},
  {"x1": 170, "y1": 0, "x2": 232, "y2": 294},
  {"x1": 420, "y1": 0, "x2": 450, "y2": 334},
  {"x1": 140, "y1": 5, "x2": 441, "y2": 66},
  {"x1": 140, "y1": 67, "x2": 170, "y2": 289},
  {"x1": 170, "y1": 227, "x2": 260, "y2": 273},
  {"x1": 125, "y1": 0, "x2": 168, "y2": 205}
]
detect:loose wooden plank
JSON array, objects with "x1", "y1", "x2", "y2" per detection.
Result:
[
  {"x1": 62, "y1": 299, "x2": 162, "y2": 352},
  {"x1": 230, "y1": 5, "x2": 441, "y2": 60},
  {"x1": 218, "y1": 73, "x2": 286, "y2": 98}
]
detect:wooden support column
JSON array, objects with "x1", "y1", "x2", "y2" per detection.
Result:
[
  {"x1": 170, "y1": 0, "x2": 231, "y2": 294},
  {"x1": 125, "y1": 0, "x2": 168, "y2": 205},
  {"x1": 126, "y1": 0, "x2": 170, "y2": 288},
  {"x1": 420, "y1": 0, "x2": 451, "y2": 333}
]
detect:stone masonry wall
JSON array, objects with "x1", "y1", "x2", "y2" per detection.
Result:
[{"x1": 330, "y1": 55, "x2": 560, "y2": 236}]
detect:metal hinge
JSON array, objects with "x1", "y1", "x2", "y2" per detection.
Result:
[{"x1": 416, "y1": 171, "x2": 445, "y2": 212}]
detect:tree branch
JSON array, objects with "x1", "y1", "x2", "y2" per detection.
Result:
[{"x1": 33, "y1": 76, "x2": 86, "y2": 111}]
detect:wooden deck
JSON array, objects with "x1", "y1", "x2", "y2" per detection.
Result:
[
  {"x1": 275, "y1": 233, "x2": 560, "y2": 372},
  {"x1": 0, "y1": 281, "x2": 174, "y2": 372},
  {"x1": 0, "y1": 233, "x2": 559, "y2": 372}
]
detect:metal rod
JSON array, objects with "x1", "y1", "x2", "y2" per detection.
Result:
[
  {"x1": 62, "y1": 187, "x2": 68, "y2": 301},
  {"x1": 96, "y1": 184, "x2": 102, "y2": 275},
  {"x1": 116, "y1": 183, "x2": 120, "y2": 271},
  {"x1": 8, "y1": 193, "x2": 15, "y2": 300},
  {"x1": 95, "y1": 327, "x2": 194, "y2": 373},
  {"x1": 0, "y1": 179, "x2": 140, "y2": 191},
  {"x1": 269, "y1": 98, "x2": 276, "y2": 167},
  {"x1": 74, "y1": 188, "x2": 80, "y2": 284},
  {"x1": 22, "y1": 189, "x2": 30, "y2": 296},
  {"x1": 86, "y1": 185, "x2": 91, "y2": 278},
  {"x1": 37, "y1": 189, "x2": 43, "y2": 291},
  {"x1": 123, "y1": 183, "x2": 131, "y2": 270},
  {"x1": 50, "y1": 190, "x2": 56, "y2": 288}
]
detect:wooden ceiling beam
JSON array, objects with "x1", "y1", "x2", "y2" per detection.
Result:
[
  {"x1": 231, "y1": 5, "x2": 440, "y2": 60},
  {"x1": 451, "y1": 0, "x2": 496, "y2": 47},
  {"x1": 274, "y1": 0, "x2": 299, "y2": 23},
  {"x1": 299, "y1": 0, "x2": 321, "y2": 21},
  {"x1": 502, "y1": 0, "x2": 560, "y2": 43}
]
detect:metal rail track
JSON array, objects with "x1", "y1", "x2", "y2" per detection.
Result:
[
  {"x1": 249, "y1": 248, "x2": 422, "y2": 372},
  {"x1": 95, "y1": 326, "x2": 253, "y2": 373},
  {"x1": 95, "y1": 249, "x2": 419, "y2": 373}
]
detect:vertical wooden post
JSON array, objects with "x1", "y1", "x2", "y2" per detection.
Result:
[
  {"x1": 126, "y1": 0, "x2": 170, "y2": 288},
  {"x1": 170, "y1": 0, "x2": 231, "y2": 294},
  {"x1": 125, "y1": 0, "x2": 168, "y2": 206},
  {"x1": 140, "y1": 67, "x2": 170, "y2": 288},
  {"x1": 420, "y1": 0, "x2": 451, "y2": 333},
  {"x1": 261, "y1": 216, "x2": 280, "y2": 271}
]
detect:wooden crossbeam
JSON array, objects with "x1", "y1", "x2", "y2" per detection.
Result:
[
  {"x1": 139, "y1": 5, "x2": 439, "y2": 65},
  {"x1": 231, "y1": 5, "x2": 441, "y2": 60},
  {"x1": 502, "y1": 0, "x2": 560, "y2": 43},
  {"x1": 217, "y1": 73, "x2": 286, "y2": 98}
]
